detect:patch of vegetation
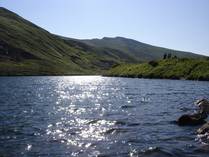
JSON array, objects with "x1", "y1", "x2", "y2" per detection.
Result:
[
  {"x1": 107, "y1": 58, "x2": 209, "y2": 81},
  {"x1": 148, "y1": 60, "x2": 158, "y2": 67}
]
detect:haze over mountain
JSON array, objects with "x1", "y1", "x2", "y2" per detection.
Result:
[{"x1": 0, "y1": 7, "x2": 205, "y2": 75}]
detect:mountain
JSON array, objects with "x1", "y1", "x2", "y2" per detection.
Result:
[
  {"x1": 82, "y1": 37, "x2": 204, "y2": 62},
  {"x1": 0, "y1": 7, "x2": 117, "y2": 75},
  {"x1": 0, "y1": 7, "x2": 206, "y2": 75}
]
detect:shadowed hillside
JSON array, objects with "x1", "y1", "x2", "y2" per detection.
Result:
[{"x1": 0, "y1": 7, "x2": 117, "y2": 75}]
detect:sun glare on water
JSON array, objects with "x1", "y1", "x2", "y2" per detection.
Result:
[{"x1": 46, "y1": 76, "x2": 115, "y2": 155}]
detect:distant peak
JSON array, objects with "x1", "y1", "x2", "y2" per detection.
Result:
[
  {"x1": 102, "y1": 37, "x2": 111, "y2": 40},
  {"x1": 101, "y1": 36, "x2": 140, "y2": 43},
  {"x1": 115, "y1": 36, "x2": 126, "y2": 39},
  {"x1": 102, "y1": 36, "x2": 127, "y2": 40}
]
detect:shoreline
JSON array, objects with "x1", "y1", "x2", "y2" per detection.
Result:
[
  {"x1": 103, "y1": 74, "x2": 209, "y2": 82},
  {"x1": 0, "y1": 74, "x2": 102, "y2": 77},
  {"x1": 0, "y1": 73, "x2": 209, "y2": 82}
]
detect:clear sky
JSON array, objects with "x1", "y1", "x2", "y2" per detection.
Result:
[{"x1": 0, "y1": 0, "x2": 209, "y2": 55}]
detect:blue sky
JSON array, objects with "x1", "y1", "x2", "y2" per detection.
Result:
[{"x1": 0, "y1": 0, "x2": 209, "y2": 55}]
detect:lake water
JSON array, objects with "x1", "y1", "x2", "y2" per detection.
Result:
[{"x1": 1, "y1": 76, "x2": 209, "y2": 157}]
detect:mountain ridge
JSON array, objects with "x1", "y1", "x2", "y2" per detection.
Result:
[
  {"x1": 0, "y1": 7, "x2": 206, "y2": 75},
  {"x1": 81, "y1": 36, "x2": 204, "y2": 62}
]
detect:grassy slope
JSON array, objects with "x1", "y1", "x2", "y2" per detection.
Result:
[
  {"x1": 108, "y1": 58, "x2": 209, "y2": 81},
  {"x1": 0, "y1": 7, "x2": 207, "y2": 76},
  {"x1": 82, "y1": 37, "x2": 204, "y2": 62},
  {"x1": 0, "y1": 7, "x2": 117, "y2": 75}
]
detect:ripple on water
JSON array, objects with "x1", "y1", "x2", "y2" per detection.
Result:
[
  {"x1": 121, "y1": 105, "x2": 136, "y2": 109},
  {"x1": 128, "y1": 147, "x2": 176, "y2": 157},
  {"x1": 1, "y1": 76, "x2": 209, "y2": 157},
  {"x1": 196, "y1": 133, "x2": 209, "y2": 145},
  {"x1": 46, "y1": 118, "x2": 118, "y2": 147}
]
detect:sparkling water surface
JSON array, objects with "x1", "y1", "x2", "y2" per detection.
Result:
[{"x1": 1, "y1": 76, "x2": 209, "y2": 157}]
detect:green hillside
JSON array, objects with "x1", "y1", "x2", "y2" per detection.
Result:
[
  {"x1": 107, "y1": 58, "x2": 209, "y2": 81},
  {"x1": 0, "y1": 7, "x2": 117, "y2": 75},
  {"x1": 82, "y1": 37, "x2": 204, "y2": 62},
  {"x1": 0, "y1": 7, "x2": 206, "y2": 76}
]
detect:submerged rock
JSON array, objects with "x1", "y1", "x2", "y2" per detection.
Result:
[
  {"x1": 177, "y1": 99, "x2": 209, "y2": 126},
  {"x1": 177, "y1": 112, "x2": 207, "y2": 126}
]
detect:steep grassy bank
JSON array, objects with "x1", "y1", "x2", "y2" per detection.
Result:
[
  {"x1": 0, "y1": 7, "x2": 117, "y2": 75},
  {"x1": 107, "y1": 58, "x2": 209, "y2": 81}
]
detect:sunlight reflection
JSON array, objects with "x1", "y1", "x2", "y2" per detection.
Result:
[
  {"x1": 55, "y1": 76, "x2": 106, "y2": 105},
  {"x1": 46, "y1": 76, "x2": 115, "y2": 150},
  {"x1": 79, "y1": 120, "x2": 115, "y2": 141},
  {"x1": 57, "y1": 76, "x2": 103, "y2": 87},
  {"x1": 46, "y1": 118, "x2": 116, "y2": 145}
]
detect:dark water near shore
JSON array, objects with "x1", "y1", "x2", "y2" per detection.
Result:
[{"x1": 1, "y1": 76, "x2": 209, "y2": 157}]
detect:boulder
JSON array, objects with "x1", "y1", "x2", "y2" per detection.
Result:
[
  {"x1": 177, "y1": 112, "x2": 207, "y2": 126},
  {"x1": 195, "y1": 99, "x2": 209, "y2": 114},
  {"x1": 197, "y1": 122, "x2": 209, "y2": 134}
]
